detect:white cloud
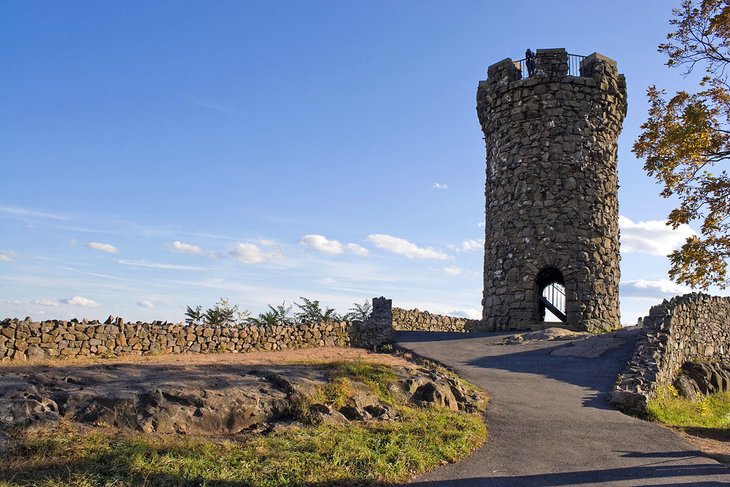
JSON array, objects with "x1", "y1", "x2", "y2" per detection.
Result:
[
  {"x1": 138, "y1": 299, "x2": 155, "y2": 309},
  {"x1": 477, "y1": 222, "x2": 485, "y2": 229},
  {"x1": 620, "y1": 279, "x2": 692, "y2": 299},
  {"x1": 169, "y1": 240, "x2": 206, "y2": 255},
  {"x1": 300, "y1": 235, "x2": 344, "y2": 255},
  {"x1": 347, "y1": 243, "x2": 370, "y2": 256},
  {"x1": 458, "y1": 239, "x2": 484, "y2": 252},
  {"x1": 619, "y1": 216, "x2": 695, "y2": 256},
  {"x1": 86, "y1": 242, "x2": 119, "y2": 254},
  {"x1": 0, "y1": 251, "x2": 13, "y2": 262},
  {"x1": 229, "y1": 242, "x2": 271, "y2": 264},
  {"x1": 448, "y1": 308, "x2": 482, "y2": 319},
  {"x1": 0, "y1": 205, "x2": 68, "y2": 220},
  {"x1": 32, "y1": 299, "x2": 60, "y2": 307},
  {"x1": 4, "y1": 299, "x2": 22, "y2": 305},
  {"x1": 367, "y1": 234, "x2": 450, "y2": 260},
  {"x1": 117, "y1": 259, "x2": 205, "y2": 271},
  {"x1": 299, "y1": 235, "x2": 370, "y2": 256},
  {"x1": 433, "y1": 183, "x2": 448, "y2": 190},
  {"x1": 170, "y1": 240, "x2": 281, "y2": 262},
  {"x1": 63, "y1": 296, "x2": 99, "y2": 307},
  {"x1": 442, "y1": 266, "x2": 462, "y2": 276}
]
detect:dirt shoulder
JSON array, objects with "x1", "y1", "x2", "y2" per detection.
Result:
[
  {"x1": 0, "y1": 346, "x2": 411, "y2": 368},
  {"x1": 671, "y1": 427, "x2": 730, "y2": 467}
]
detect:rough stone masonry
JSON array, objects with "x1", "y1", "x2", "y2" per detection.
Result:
[{"x1": 477, "y1": 48, "x2": 627, "y2": 332}]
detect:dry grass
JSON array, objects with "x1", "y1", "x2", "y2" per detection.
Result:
[{"x1": 0, "y1": 346, "x2": 411, "y2": 369}]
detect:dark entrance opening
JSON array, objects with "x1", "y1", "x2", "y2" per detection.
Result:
[{"x1": 537, "y1": 267, "x2": 566, "y2": 322}]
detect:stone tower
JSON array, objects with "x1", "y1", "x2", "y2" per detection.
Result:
[{"x1": 477, "y1": 48, "x2": 627, "y2": 332}]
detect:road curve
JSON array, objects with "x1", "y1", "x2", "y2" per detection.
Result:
[{"x1": 396, "y1": 328, "x2": 730, "y2": 486}]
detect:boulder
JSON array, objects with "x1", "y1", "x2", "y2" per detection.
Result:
[
  {"x1": 411, "y1": 380, "x2": 459, "y2": 411},
  {"x1": 674, "y1": 361, "x2": 730, "y2": 397}
]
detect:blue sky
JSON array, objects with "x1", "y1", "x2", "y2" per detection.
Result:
[{"x1": 1, "y1": 0, "x2": 727, "y2": 325}]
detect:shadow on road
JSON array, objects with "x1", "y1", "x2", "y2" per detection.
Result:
[
  {"x1": 406, "y1": 460, "x2": 729, "y2": 486},
  {"x1": 396, "y1": 329, "x2": 639, "y2": 410}
]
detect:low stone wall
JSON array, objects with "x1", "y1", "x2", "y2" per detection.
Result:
[
  {"x1": 0, "y1": 297, "x2": 393, "y2": 362},
  {"x1": 611, "y1": 293, "x2": 730, "y2": 415},
  {"x1": 392, "y1": 307, "x2": 484, "y2": 333}
]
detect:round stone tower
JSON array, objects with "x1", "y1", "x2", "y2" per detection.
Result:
[{"x1": 477, "y1": 48, "x2": 627, "y2": 332}]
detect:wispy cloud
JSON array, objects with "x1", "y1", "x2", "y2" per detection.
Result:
[
  {"x1": 450, "y1": 239, "x2": 482, "y2": 253},
  {"x1": 117, "y1": 259, "x2": 206, "y2": 271},
  {"x1": 0, "y1": 205, "x2": 68, "y2": 221},
  {"x1": 86, "y1": 242, "x2": 119, "y2": 254},
  {"x1": 619, "y1": 216, "x2": 695, "y2": 256},
  {"x1": 170, "y1": 240, "x2": 281, "y2": 262},
  {"x1": 620, "y1": 279, "x2": 692, "y2": 299},
  {"x1": 32, "y1": 298, "x2": 60, "y2": 307},
  {"x1": 432, "y1": 182, "x2": 448, "y2": 190},
  {"x1": 63, "y1": 296, "x2": 99, "y2": 307},
  {"x1": 169, "y1": 240, "x2": 207, "y2": 255},
  {"x1": 367, "y1": 234, "x2": 450, "y2": 260},
  {"x1": 138, "y1": 299, "x2": 155, "y2": 309},
  {"x1": 448, "y1": 308, "x2": 481, "y2": 319},
  {"x1": 441, "y1": 266, "x2": 462, "y2": 276},
  {"x1": 0, "y1": 251, "x2": 13, "y2": 262},
  {"x1": 229, "y1": 242, "x2": 274, "y2": 264},
  {"x1": 191, "y1": 99, "x2": 241, "y2": 115},
  {"x1": 299, "y1": 234, "x2": 369, "y2": 256}
]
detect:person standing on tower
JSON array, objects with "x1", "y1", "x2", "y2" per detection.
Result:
[{"x1": 525, "y1": 49, "x2": 535, "y2": 77}]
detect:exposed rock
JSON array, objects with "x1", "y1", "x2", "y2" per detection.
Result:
[
  {"x1": 501, "y1": 327, "x2": 587, "y2": 345},
  {"x1": 339, "y1": 386, "x2": 380, "y2": 421},
  {"x1": 674, "y1": 362, "x2": 730, "y2": 397},
  {"x1": 550, "y1": 331, "x2": 628, "y2": 358},
  {"x1": 0, "y1": 355, "x2": 484, "y2": 436}
]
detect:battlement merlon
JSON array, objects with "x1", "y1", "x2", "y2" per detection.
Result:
[{"x1": 480, "y1": 48, "x2": 626, "y2": 100}]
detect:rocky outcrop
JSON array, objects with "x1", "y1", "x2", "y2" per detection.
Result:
[
  {"x1": 0, "y1": 358, "x2": 485, "y2": 436},
  {"x1": 675, "y1": 362, "x2": 730, "y2": 397},
  {"x1": 611, "y1": 293, "x2": 730, "y2": 415}
]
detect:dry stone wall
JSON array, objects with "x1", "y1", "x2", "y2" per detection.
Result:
[
  {"x1": 477, "y1": 49, "x2": 627, "y2": 332},
  {"x1": 0, "y1": 297, "x2": 393, "y2": 362},
  {"x1": 392, "y1": 307, "x2": 484, "y2": 333},
  {"x1": 611, "y1": 293, "x2": 730, "y2": 415}
]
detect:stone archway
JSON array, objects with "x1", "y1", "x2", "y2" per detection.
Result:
[{"x1": 536, "y1": 267, "x2": 566, "y2": 322}]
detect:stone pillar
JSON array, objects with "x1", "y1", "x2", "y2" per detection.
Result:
[
  {"x1": 477, "y1": 49, "x2": 627, "y2": 332},
  {"x1": 352, "y1": 297, "x2": 393, "y2": 348}
]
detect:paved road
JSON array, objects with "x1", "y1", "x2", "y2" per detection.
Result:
[{"x1": 396, "y1": 329, "x2": 730, "y2": 486}]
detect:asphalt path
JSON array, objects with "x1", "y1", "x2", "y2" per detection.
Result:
[{"x1": 396, "y1": 328, "x2": 730, "y2": 486}]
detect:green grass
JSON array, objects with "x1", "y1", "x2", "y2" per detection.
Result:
[
  {"x1": 0, "y1": 361, "x2": 488, "y2": 487},
  {"x1": 648, "y1": 385, "x2": 730, "y2": 428},
  {"x1": 0, "y1": 407, "x2": 486, "y2": 487},
  {"x1": 330, "y1": 361, "x2": 400, "y2": 405}
]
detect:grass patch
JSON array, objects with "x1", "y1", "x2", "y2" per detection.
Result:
[
  {"x1": 330, "y1": 361, "x2": 400, "y2": 405},
  {"x1": 648, "y1": 385, "x2": 730, "y2": 428},
  {"x1": 0, "y1": 406, "x2": 486, "y2": 487},
  {"x1": 0, "y1": 360, "x2": 488, "y2": 486}
]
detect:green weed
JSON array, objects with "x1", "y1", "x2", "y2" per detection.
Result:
[{"x1": 648, "y1": 387, "x2": 730, "y2": 428}]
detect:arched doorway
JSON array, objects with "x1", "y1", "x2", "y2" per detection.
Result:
[{"x1": 536, "y1": 267, "x2": 566, "y2": 322}]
